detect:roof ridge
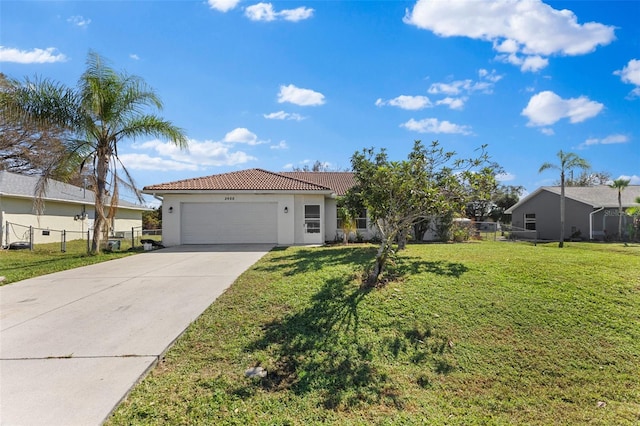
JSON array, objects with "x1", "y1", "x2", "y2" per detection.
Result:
[
  {"x1": 247, "y1": 169, "x2": 334, "y2": 191},
  {"x1": 274, "y1": 170, "x2": 334, "y2": 191}
]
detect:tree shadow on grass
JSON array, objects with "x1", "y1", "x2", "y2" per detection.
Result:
[
  {"x1": 240, "y1": 271, "x2": 461, "y2": 409},
  {"x1": 389, "y1": 255, "x2": 469, "y2": 279},
  {"x1": 243, "y1": 275, "x2": 401, "y2": 409},
  {"x1": 258, "y1": 246, "x2": 468, "y2": 286},
  {"x1": 256, "y1": 245, "x2": 378, "y2": 277}
]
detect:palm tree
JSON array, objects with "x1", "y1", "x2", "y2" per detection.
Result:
[
  {"x1": 0, "y1": 51, "x2": 187, "y2": 253},
  {"x1": 538, "y1": 150, "x2": 590, "y2": 248},
  {"x1": 610, "y1": 178, "x2": 630, "y2": 239}
]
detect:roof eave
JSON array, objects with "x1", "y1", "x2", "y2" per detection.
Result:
[{"x1": 142, "y1": 188, "x2": 335, "y2": 195}]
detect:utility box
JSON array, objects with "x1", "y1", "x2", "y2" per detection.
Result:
[{"x1": 106, "y1": 239, "x2": 121, "y2": 251}]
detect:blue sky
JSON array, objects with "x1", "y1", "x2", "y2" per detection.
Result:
[{"x1": 1, "y1": 0, "x2": 639, "y2": 204}]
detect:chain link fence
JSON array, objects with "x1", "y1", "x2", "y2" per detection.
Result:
[
  {"x1": 470, "y1": 221, "x2": 538, "y2": 244},
  {"x1": 2, "y1": 221, "x2": 162, "y2": 253}
]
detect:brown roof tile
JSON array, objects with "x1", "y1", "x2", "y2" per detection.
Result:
[
  {"x1": 143, "y1": 168, "x2": 337, "y2": 192},
  {"x1": 280, "y1": 172, "x2": 355, "y2": 196}
]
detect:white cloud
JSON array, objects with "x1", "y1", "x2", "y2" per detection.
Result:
[
  {"x1": 270, "y1": 140, "x2": 289, "y2": 150},
  {"x1": 223, "y1": 127, "x2": 265, "y2": 145},
  {"x1": 577, "y1": 134, "x2": 629, "y2": 149},
  {"x1": 0, "y1": 46, "x2": 67, "y2": 63},
  {"x1": 208, "y1": 0, "x2": 241, "y2": 12},
  {"x1": 129, "y1": 54, "x2": 140, "y2": 60},
  {"x1": 496, "y1": 172, "x2": 516, "y2": 182},
  {"x1": 404, "y1": 0, "x2": 615, "y2": 72},
  {"x1": 378, "y1": 69, "x2": 499, "y2": 112},
  {"x1": 478, "y1": 68, "x2": 503, "y2": 83},
  {"x1": 521, "y1": 90, "x2": 604, "y2": 126},
  {"x1": 618, "y1": 175, "x2": 640, "y2": 185},
  {"x1": 263, "y1": 111, "x2": 306, "y2": 121},
  {"x1": 497, "y1": 53, "x2": 549, "y2": 72},
  {"x1": 245, "y1": 2, "x2": 277, "y2": 21},
  {"x1": 245, "y1": 2, "x2": 314, "y2": 22},
  {"x1": 127, "y1": 137, "x2": 257, "y2": 170},
  {"x1": 429, "y1": 72, "x2": 500, "y2": 96},
  {"x1": 279, "y1": 6, "x2": 314, "y2": 22},
  {"x1": 401, "y1": 118, "x2": 472, "y2": 135},
  {"x1": 278, "y1": 84, "x2": 325, "y2": 106},
  {"x1": 435, "y1": 97, "x2": 466, "y2": 110},
  {"x1": 375, "y1": 95, "x2": 432, "y2": 110},
  {"x1": 67, "y1": 15, "x2": 91, "y2": 28},
  {"x1": 614, "y1": 59, "x2": 640, "y2": 98},
  {"x1": 117, "y1": 153, "x2": 199, "y2": 171},
  {"x1": 540, "y1": 128, "x2": 555, "y2": 136},
  {"x1": 428, "y1": 80, "x2": 472, "y2": 95}
]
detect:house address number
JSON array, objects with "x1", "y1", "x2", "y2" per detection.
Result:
[{"x1": 224, "y1": 196, "x2": 235, "y2": 201}]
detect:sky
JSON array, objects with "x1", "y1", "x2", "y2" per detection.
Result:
[{"x1": 1, "y1": 0, "x2": 639, "y2": 205}]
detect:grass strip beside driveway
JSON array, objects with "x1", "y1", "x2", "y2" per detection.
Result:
[
  {"x1": 0, "y1": 240, "x2": 138, "y2": 285},
  {"x1": 108, "y1": 242, "x2": 640, "y2": 425}
]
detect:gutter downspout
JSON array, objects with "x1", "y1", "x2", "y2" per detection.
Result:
[{"x1": 590, "y1": 206, "x2": 604, "y2": 241}]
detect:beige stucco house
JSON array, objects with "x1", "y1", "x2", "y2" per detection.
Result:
[
  {"x1": 143, "y1": 169, "x2": 371, "y2": 246},
  {"x1": 0, "y1": 171, "x2": 149, "y2": 246},
  {"x1": 506, "y1": 185, "x2": 640, "y2": 241}
]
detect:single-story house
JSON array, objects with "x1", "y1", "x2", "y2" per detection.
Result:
[
  {"x1": 0, "y1": 170, "x2": 150, "y2": 246},
  {"x1": 505, "y1": 185, "x2": 640, "y2": 241},
  {"x1": 143, "y1": 168, "x2": 372, "y2": 246}
]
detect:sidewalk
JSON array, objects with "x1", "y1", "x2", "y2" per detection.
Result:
[{"x1": 0, "y1": 245, "x2": 272, "y2": 425}]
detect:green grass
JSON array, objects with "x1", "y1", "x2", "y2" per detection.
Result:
[
  {"x1": 106, "y1": 241, "x2": 640, "y2": 425},
  {"x1": 0, "y1": 239, "x2": 140, "y2": 285}
]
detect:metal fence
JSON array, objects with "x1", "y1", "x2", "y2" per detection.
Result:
[
  {"x1": 2, "y1": 221, "x2": 162, "y2": 253},
  {"x1": 470, "y1": 221, "x2": 538, "y2": 244}
]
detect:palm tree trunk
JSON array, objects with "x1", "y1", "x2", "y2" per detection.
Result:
[
  {"x1": 91, "y1": 149, "x2": 110, "y2": 253},
  {"x1": 559, "y1": 172, "x2": 565, "y2": 248},
  {"x1": 618, "y1": 190, "x2": 623, "y2": 240}
]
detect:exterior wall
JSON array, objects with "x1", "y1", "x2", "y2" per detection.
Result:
[
  {"x1": 324, "y1": 198, "x2": 338, "y2": 242},
  {"x1": 511, "y1": 190, "x2": 592, "y2": 241},
  {"x1": 0, "y1": 196, "x2": 143, "y2": 246},
  {"x1": 161, "y1": 192, "x2": 321, "y2": 246},
  {"x1": 591, "y1": 208, "x2": 633, "y2": 239}
]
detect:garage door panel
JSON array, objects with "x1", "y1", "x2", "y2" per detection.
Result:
[{"x1": 181, "y1": 202, "x2": 277, "y2": 244}]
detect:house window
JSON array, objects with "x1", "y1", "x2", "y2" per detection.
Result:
[
  {"x1": 305, "y1": 205, "x2": 321, "y2": 234},
  {"x1": 524, "y1": 213, "x2": 536, "y2": 230},
  {"x1": 337, "y1": 209, "x2": 367, "y2": 230}
]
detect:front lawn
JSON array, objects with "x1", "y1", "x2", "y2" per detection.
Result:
[
  {"x1": 108, "y1": 241, "x2": 640, "y2": 425},
  {"x1": 0, "y1": 239, "x2": 138, "y2": 285}
]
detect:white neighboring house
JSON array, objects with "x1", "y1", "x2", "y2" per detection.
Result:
[
  {"x1": 0, "y1": 170, "x2": 150, "y2": 246},
  {"x1": 143, "y1": 168, "x2": 373, "y2": 246}
]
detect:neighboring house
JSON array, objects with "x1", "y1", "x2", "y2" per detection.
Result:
[
  {"x1": 143, "y1": 168, "x2": 373, "y2": 246},
  {"x1": 505, "y1": 185, "x2": 640, "y2": 241},
  {"x1": 0, "y1": 170, "x2": 149, "y2": 246}
]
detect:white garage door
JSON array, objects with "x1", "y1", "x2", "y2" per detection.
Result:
[{"x1": 181, "y1": 202, "x2": 277, "y2": 244}]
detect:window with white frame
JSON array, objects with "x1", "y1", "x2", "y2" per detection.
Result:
[
  {"x1": 305, "y1": 205, "x2": 321, "y2": 233},
  {"x1": 337, "y1": 208, "x2": 367, "y2": 229}
]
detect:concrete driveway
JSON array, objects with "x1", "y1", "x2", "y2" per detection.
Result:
[{"x1": 0, "y1": 244, "x2": 272, "y2": 426}]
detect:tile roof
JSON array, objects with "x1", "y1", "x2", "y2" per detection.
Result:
[
  {"x1": 0, "y1": 170, "x2": 149, "y2": 210},
  {"x1": 280, "y1": 171, "x2": 356, "y2": 196},
  {"x1": 143, "y1": 168, "x2": 343, "y2": 193}
]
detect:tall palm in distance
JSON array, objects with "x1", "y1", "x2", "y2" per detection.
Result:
[
  {"x1": 0, "y1": 51, "x2": 188, "y2": 253},
  {"x1": 610, "y1": 178, "x2": 631, "y2": 239},
  {"x1": 539, "y1": 150, "x2": 590, "y2": 248}
]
